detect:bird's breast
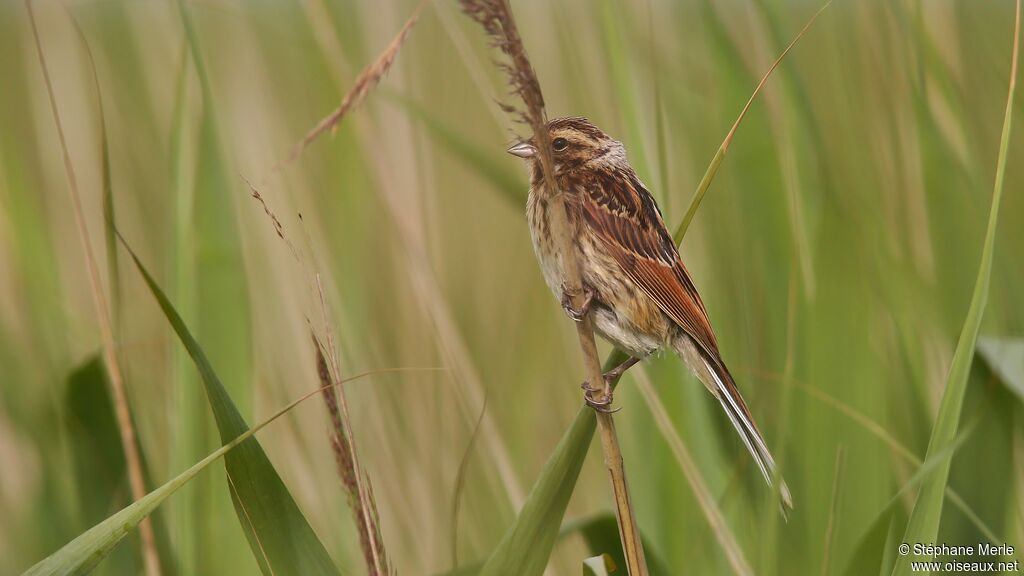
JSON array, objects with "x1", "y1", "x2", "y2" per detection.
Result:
[
  {"x1": 526, "y1": 188, "x2": 670, "y2": 357},
  {"x1": 526, "y1": 191, "x2": 567, "y2": 299}
]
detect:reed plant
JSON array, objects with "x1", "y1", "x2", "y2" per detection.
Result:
[{"x1": 1, "y1": 0, "x2": 1022, "y2": 574}]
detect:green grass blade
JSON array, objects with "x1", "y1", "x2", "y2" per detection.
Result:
[
  {"x1": 559, "y1": 513, "x2": 670, "y2": 575},
  {"x1": 478, "y1": 407, "x2": 596, "y2": 576},
  {"x1": 474, "y1": 347, "x2": 638, "y2": 573},
  {"x1": 23, "y1": 428, "x2": 236, "y2": 576},
  {"x1": 22, "y1": 364, "x2": 366, "y2": 576},
  {"x1": 64, "y1": 357, "x2": 179, "y2": 576},
  {"x1": 842, "y1": 507, "x2": 908, "y2": 576},
  {"x1": 64, "y1": 357, "x2": 134, "y2": 573},
  {"x1": 674, "y1": 1, "x2": 831, "y2": 244},
  {"x1": 841, "y1": 425, "x2": 974, "y2": 576},
  {"x1": 891, "y1": 3, "x2": 1019, "y2": 574},
  {"x1": 174, "y1": 2, "x2": 256, "y2": 568},
  {"x1": 794, "y1": 383, "x2": 1001, "y2": 543},
  {"x1": 117, "y1": 236, "x2": 341, "y2": 576}
]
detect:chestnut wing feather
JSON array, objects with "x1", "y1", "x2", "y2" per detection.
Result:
[
  {"x1": 573, "y1": 165, "x2": 792, "y2": 511},
  {"x1": 575, "y1": 168, "x2": 721, "y2": 359}
]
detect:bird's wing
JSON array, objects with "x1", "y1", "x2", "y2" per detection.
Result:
[
  {"x1": 576, "y1": 169, "x2": 792, "y2": 512},
  {"x1": 575, "y1": 168, "x2": 720, "y2": 358}
]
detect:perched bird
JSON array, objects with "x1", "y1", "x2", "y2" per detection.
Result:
[{"x1": 508, "y1": 117, "x2": 791, "y2": 509}]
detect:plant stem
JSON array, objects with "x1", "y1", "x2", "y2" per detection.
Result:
[
  {"x1": 526, "y1": 34, "x2": 651, "y2": 576},
  {"x1": 25, "y1": 3, "x2": 160, "y2": 575},
  {"x1": 594, "y1": 412, "x2": 648, "y2": 573},
  {"x1": 547, "y1": 190, "x2": 647, "y2": 573},
  {"x1": 458, "y1": 0, "x2": 650, "y2": 570},
  {"x1": 314, "y1": 275, "x2": 387, "y2": 576}
]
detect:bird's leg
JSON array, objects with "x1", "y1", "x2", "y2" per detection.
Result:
[
  {"x1": 561, "y1": 284, "x2": 595, "y2": 322},
  {"x1": 604, "y1": 355, "x2": 640, "y2": 383},
  {"x1": 580, "y1": 357, "x2": 638, "y2": 414}
]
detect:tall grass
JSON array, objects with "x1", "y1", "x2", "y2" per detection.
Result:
[
  {"x1": 25, "y1": 3, "x2": 159, "y2": 573},
  {"x1": 1, "y1": 0, "x2": 1022, "y2": 574}
]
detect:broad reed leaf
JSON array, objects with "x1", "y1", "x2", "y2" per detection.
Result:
[
  {"x1": 842, "y1": 507, "x2": 907, "y2": 576},
  {"x1": 65, "y1": 357, "x2": 128, "y2": 524},
  {"x1": 845, "y1": 427, "x2": 973, "y2": 576},
  {"x1": 977, "y1": 337, "x2": 1024, "y2": 403},
  {"x1": 436, "y1": 510, "x2": 672, "y2": 576},
  {"x1": 891, "y1": 3, "x2": 1019, "y2": 574},
  {"x1": 175, "y1": 3, "x2": 258, "y2": 568},
  {"x1": 63, "y1": 357, "x2": 136, "y2": 574},
  {"x1": 560, "y1": 513, "x2": 670, "y2": 576},
  {"x1": 64, "y1": 357, "x2": 179, "y2": 576},
  {"x1": 795, "y1": 383, "x2": 1000, "y2": 543},
  {"x1": 23, "y1": 365, "x2": 363, "y2": 576},
  {"x1": 478, "y1": 408, "x2": 596, "y2": 576},
  {"x1": 23, "y1": 427, "x2": 244, "y2": 576},
  {"x1": 117, "y1": 237, "x2": 341, "y2": 576}
]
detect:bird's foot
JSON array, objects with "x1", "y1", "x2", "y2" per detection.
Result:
[
  {"x1": 561, "y1": 286, "x2": 594, "y2": 322},
  {"x1": 581, "y1": 380, "x2": 620, "y2": 414},
  {"x1": 604, "y1": 356, "x2": 641, "y2": 383}
]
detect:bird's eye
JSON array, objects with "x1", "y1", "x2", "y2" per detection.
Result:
[{"x1": 552, "y1": 137, "x2": 569, "y2": 152}]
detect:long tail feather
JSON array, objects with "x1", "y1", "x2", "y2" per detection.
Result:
[{"x1": 701, "y1": 357, "x2": 793, "y2": 515}]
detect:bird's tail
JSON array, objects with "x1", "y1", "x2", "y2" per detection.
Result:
[{"x1": 675, "y1": 338, "x2": 793, "y2": 514}]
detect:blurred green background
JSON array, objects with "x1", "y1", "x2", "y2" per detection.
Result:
[{"x1": 1, "y1": 0, "x2": 1022, "y2": 574}]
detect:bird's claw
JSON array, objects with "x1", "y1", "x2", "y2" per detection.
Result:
[
  {"x1": 580, "y1": 380, "x2": 620, "y2": 414},
  {"x1": 561, "y1": 286, "x2": 594, "y2": 322}
]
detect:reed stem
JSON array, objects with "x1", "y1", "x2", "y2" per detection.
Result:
[
  {"x1": 549, "y1": 177, "x2": 648, "y2": 575},
  {"x1": 458, "y1": 0, "x2": 649, "y2": 572}
]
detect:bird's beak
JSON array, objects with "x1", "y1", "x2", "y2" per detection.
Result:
[{"x1": 506, "y1": 141, "x2": 537, "y2": 158}]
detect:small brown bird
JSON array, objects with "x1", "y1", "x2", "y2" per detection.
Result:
[{"x1": 508, "y1": 117, "x2": 791, "y2": 509}]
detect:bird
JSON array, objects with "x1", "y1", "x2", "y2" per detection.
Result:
[{"x1": 507, "y1": 116, "x2": 791, "y2": 510}]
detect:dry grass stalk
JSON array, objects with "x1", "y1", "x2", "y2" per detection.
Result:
[
  {"x1": 24, "y1": 3, "x2": 161, "y2": 575},
  {"x1": 286, "y1": 0, "x2": 530, "y2": 527},
  {"x1": 272, "y1": 0, "x2": 426, "y2": 175},
  {"x1": 459, "y1": 0, "x2": 648, "y2": 573},
  {"x1": 311, "y1": 272, "x2": 390, "y2": 575},
  {"x1": 249, "y1": 72, "x2": 396, "y2": 571},
  {"x1": 313, "y1": 334, "x2": 389, "y2": 575},
  {"x1": 249, "y1": 160, "x2": 392, "y2": 573},
  {"x1": 243, "y1": 177, "x2": 304, "y2": 263},
  {"x1": 247, "y1": 10, "x2": 419, "y2": 560}
]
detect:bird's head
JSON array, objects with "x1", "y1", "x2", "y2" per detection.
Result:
[{"x1": 507, "y1": 117, "x2": 625, "y2": 178}]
